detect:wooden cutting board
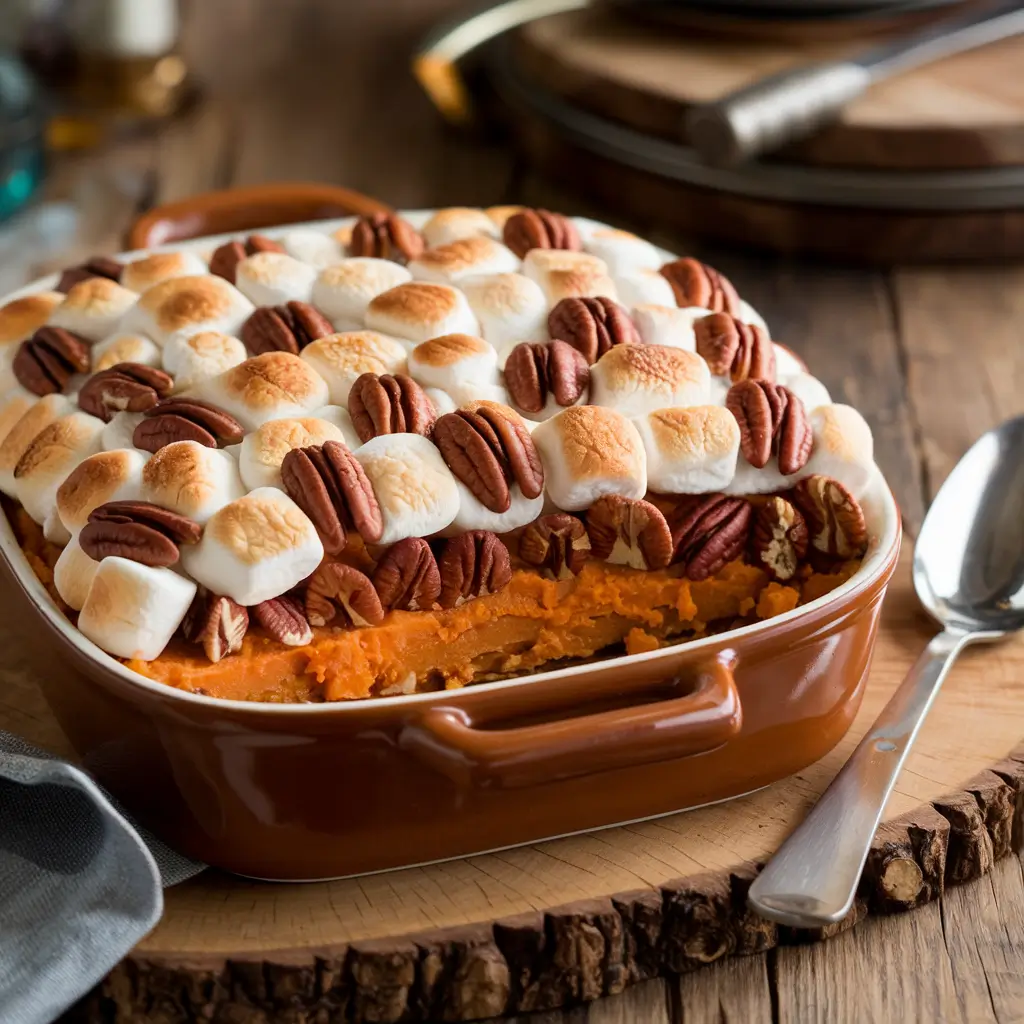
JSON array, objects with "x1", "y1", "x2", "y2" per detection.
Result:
[{"x1": 4, "y1": 546, "x2": 1024, "y2": 1022}]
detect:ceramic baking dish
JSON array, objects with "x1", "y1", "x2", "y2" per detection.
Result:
[{"x1": 1, "y1": 184, "x2": 902, "y2": 879}]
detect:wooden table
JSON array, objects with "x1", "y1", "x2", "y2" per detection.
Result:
[{"x1": 26, "y1": 1, "x2": 1023, "y2": 1021}]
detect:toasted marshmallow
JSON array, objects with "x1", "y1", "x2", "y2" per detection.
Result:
[
  {"x1": 447, "y1": 380, "x2": 512, "y2": 408},
  {"x1": 281, "y1": 228, "x2": 343, "y2": 269},
  {"x1": 801, "y1": 404, "x2": 875, "y2": 499},
  {"x1": 531, "y1": 405, "x2": 646, "y2": 511},
  {"x1": 614, "y1": 269, "x2": 676, "y2": 309},
  {"x1": 0, "y1": 390, "x2": 39, "y2": 448},
  {"x1": 53, "y1": 536, "x2": 99, "y2": 611},
  {"x1": 632, "y1": 304, "x2": 709, "y2": 351},
  {"x1": 311, "y1": 259, "x2": 412, "y2": 330},
  {"x1": 424, "y1": 387, "x2": 457, "y2": 417},
  {"x1": 590, "y1": 345, "x2": 710, "y2": 419},
  {"x1": 121, "y1": 275, "x2": 254, "y2": 348},
  {"x1": 238, "y1": 416, "x2": 347, "y2": 491},
  {"x1": 407, "y1": 334, "x2": 498, "y2": 394},
  {"x1": 774, "y1": 343, "x2": 805, "y2": 378},
  {"x1": 309, "y1": 405, "x2": 361, "y2": 449},
  {"x1": 120, "y1": 250, "x2": 207, "y2": 293},
  {"x1": 78, "y1": 557, "x2": 196, "y2": 661},
  {"x1": 161, "y1": 331, "x2": 248, "y2": 393},
  {"x1": 521, "y1": 250, "x2": 617, "y2": 307},
  {"x1": 460, "y1": 273, "x2": 547, "y2": 357},
  {"x1": 0, "y1": 394, "x2": 72, "y2": 496},
  {"x1": 91, "y1": 332, "x2": 162, "y2": 372},
  {"x1": 584, "y1": 228, "x2": 662, "y2": 275},
  {"x1": 355, "y1": 433, "x2": 459, "y2": 544},
  {"x1": 421, "y1": 208, "x2": 499, "y2": 248},
  {"x1": 48, "y1": 278, "x2": 138, "y2": 342},
  {"x1": 570, "y1": 217, "x2": 610, "y2": 245},
  {"x1": 0, "y1": 291, "x2": 63, "y2": 345},
  {"x1": 180, "y1": 487, "x2": 324, "y2": 606},
  {"x1": 726, "y1": 457, "x2": 796, "y2": 496},
  {"x1": 782, "y1": 372, "x2": 831, "y2": 413},
  {"x1": 43, "y1": 509, "x2": 71, "y2": 545},
  {"x1": 486, "y1": 205, "x2": 524, "y2": 231},
  {"x1": 197, "y1": 352, "x2": 329, "y2": 429},
  {"x1": 55, "y1": 448, "x2": 148, "y2": 536},
  {"x1": 300, "y1": 331, "x2": 407, "y2": 407},
  {"x1": 13, "y1": 411, "x2": 105, "y2": 523},
  {"x1": 365, "y1": 282, "x2": 478, "y2": 344},
  {"x1": 100, "y1": 411, "x2": 145, "y2": 452},
  {"x1": 635, "y1": 406, "x2": 740, "y2": 494},
  {"x1": 234, "y1": 251, "x2": 317, "y2": 307},
  {"x1": 141, "y1": 440, "x2": 245, "y2": 523},
  {"x1": 409, "y1": 237, "x2": 520, "y2": 284},
  {"x1": 448, "y1": 482, "x2": 545, "y2": 535}
]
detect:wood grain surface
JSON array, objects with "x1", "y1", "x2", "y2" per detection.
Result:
[{"x1": 7, "y1": 1, "x2": 1019, "y2": 1021}]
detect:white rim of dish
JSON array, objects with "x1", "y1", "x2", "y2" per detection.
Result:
[{"x1": 0, "y1": 212, "x2": 902, "y2": 714}]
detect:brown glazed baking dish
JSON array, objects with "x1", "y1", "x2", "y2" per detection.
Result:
[{"x1": 1, "y1": 183, "x2": 902, "y2": 880}]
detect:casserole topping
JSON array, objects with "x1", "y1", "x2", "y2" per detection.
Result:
[{"x1": 2, "y1": 206, "x2": 878, "y2": 701}]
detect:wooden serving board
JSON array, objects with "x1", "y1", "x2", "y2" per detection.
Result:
[{"x1": 4, "y1": 546, "x2": 1024, "y2": 1022}]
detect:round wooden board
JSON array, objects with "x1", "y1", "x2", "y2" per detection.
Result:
[
  {"x1": 516, "y1": 8, "x2": 1024, "y2": 171},
  {"x1": 5, "y1": 547, "x2": 1024, "y2": 1021}
]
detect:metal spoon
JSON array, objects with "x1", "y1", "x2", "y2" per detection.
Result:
[{"x1": 748, "y1": 415, "x2": 1024, "y2": 928}]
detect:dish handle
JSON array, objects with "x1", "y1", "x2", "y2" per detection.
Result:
[
  {"x1": 399, "y1": 651, "x2": 742, "y2": 788},
  {"x1": 126, "y1": 181, "x2": 390, "y2": 250}
]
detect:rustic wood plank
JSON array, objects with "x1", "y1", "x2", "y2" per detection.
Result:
[
  {"x1": 586, "y1": 978, "x2": 672, "y2": 1024},
  {"x1": 675, "y1": 953, "x2": 774, "y2": 1024}
]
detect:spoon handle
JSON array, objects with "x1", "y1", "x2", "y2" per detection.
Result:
[{"x1": 747, "y1": 626, "x2": 971, "y2": 928}]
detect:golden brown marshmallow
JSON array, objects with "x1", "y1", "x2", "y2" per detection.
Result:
[
  {"x1": 589, "y1": 345, "x2": 711, "y2": 419},
  {"x1": 55, "y1": 447, "x2": 149, "y2": 535},
  {"x1": 421, "y1": 207, "x2": 499, "y2": 248},
  {"x1": 48, "y1": 277, "x2": 138, "y2": 342},
  {"x1": 521, "y1": 250, "x2": 617, "y2": 307},
  {"x1": 408, "y1": 236, "x2": 519, "y2": 284},
  {"x1": 365, "y1": 282, "x2": 479, "y2": 344},
  {"x1": 238, "y1": 416, "x2": 347, "y2": 491},
  {"x1": 120, "y1": 250, "x2": 207, "y2": 293},
  {"x1": 300, "y1": 331, "x2": 407, "y2": 406},
  {"x1": 0, "y1": 393, "x2": 73, "y2": 496},
  {"x1": 0, "y1": 291, "x2": 63, "y2": 345}
]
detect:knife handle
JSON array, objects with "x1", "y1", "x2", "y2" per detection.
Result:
[{"x1": 686, "y1": 61, "x2": 873, "y2": 167}]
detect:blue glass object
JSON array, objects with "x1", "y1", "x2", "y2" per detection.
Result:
[{"x1": 0, "y1": 53, "x2": 45, "y2": 222}]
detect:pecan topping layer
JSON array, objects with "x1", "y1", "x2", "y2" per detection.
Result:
[
  {"x1": 281, "y1": 441, "x2": 383, "y2": 556},
  {"x1": 348, "y1": 212, "x2": 424, "y2": 263},
  {"x1": 56, "y1": 255, "x2": 123, "y2": 294},
  {"x1": 791, "y1": 475, "x2": 868, "y2": 559},
  {"x1": 240, "y1": 301, "x2": 334, "y2": 355},
  {"x1": 437, "y1": 531, "x2": 512, "y2": 609},
  {"x1": 548, "y1": 297, "x2": 639, "y2": 365},
  {"x1": 79, "y1": 500, "x2": 202, "y2": 567},
  {"x1": 208, "y1": 233, "x2": 285, "y2": 284},
  {"x1": 372, "y1": 538, "x2": 441, "y2": 611},
  {"x1": 348, "y1": 372, "x2": 436, "y2": 443},
  {"x1": 433, "y1": 406, "x2": 544, "y2": 514},
  {"x1": 751, "y1": 497, "x2": 809, "y2": 582},
  {"x1": 504, "y1": 340, "x2": 589, "y2": 414},
  {"x1": 503, "y1": 208, "x2": 581, "y2": 259},
  {"x1": 587, "y1": 496, "x2": 673, "y2": 570},
  {"x1": 252, "y1": 596, "x2": 312, "y2": 646},
  {"x1": 77, "y1": 362, "x2": 174, "y2": 423},
  {"x1": 13, "y1": 327, "x2": 91, "y2": 396},
  {"x1": 305, "y1": 561, "x2": 385, "y2": 628},
  {"x1": 726, "y1": 380, "x2": 812, "y2": 475},
  {"x1": 659, "y1": 258, "x2": 740, "y2": 315},
  {"x1": 182, "y1": 589, "x2": 248, "y2": 663},
  {"x1": 670, "y1": 495, "x2": 753, "y2": 581},
  {"x1": 695, "y1": 313, "x2": 775, "y2": 383},
  {"x1": 519, "y1": 513, "x2": 591, "y2": 580},
  {"x1": 133, "y1": 397, "x2": 245, "y2": 454}
]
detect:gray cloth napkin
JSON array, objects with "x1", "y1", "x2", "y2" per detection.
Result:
[{"x1": 0, "y1": 731, "x2": 204, "y2": 1024}]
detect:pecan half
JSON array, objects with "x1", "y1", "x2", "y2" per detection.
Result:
[
  {"x1": 57, "y1": 255, "x2": 123, "y2": 294},
  {"x1": 670, "y1": 494, "x2": 753, "y2": 581},
  {"x1": 504, "y1": 340, "x2": 589, "y2": 414},
  {"x1": 77, "y1": 362, "x2": 173, "y2": 422},
  {"x1": 241, "y1": 301, "x2": 334, "y2": 355},
  {"x1": 208, "y1": 234, "x2": 285, "y2": 284},
  {"x1": 695, "y1": 313, "x2": 774, "y2": 383},
  {"x1": 134, "y1": 397, "x2": 245, "y2": 453},
  {"x1": 502, "y1": 208, "x2": 580, "y2": 259},
  {"x1": 790, "y1": 475, "x2": 868, "y2": 559},
  {"x1": 548, "y1": 297, "x2": 639, "y2": 365},
  {"x1": 182, "y1": 589, "x2": 248, "y2": 663},
  {"x1": 252, "y1": 595, "x2": 312, "y2": 646},
  {"x1": 348, "y1": 372, "x2": 436, "y2": 443},
  {"x1": 305, "y1": 561, "x2": 385, "y2": 628},
  {"x1": 433, "y1": 406, "x2": 544, "y2": 513},
  {"x1": 348, "y1": 212, "x2": 424, "y2": 263},
  {"x1": 13, "y1": 327, "x2": 91, "y2": 396},
  {"x1": 726, "y1": 380, "x2": 812, "y2": 474},
  {"x1": 437, "y1": 531, "x2": 512, "y2": 609},
  {"x1": 79, "y1": 500, "x2": 202, "y2": 566},
  {"x1": 751, "y1": 497, "x2": 809, "y2": 582},
  {"x1": 519, "y1": 513, "x2": 591, "y2": 580},
  {"x1": 372, "y1": 538, "x2": 441, "y2": 611},
  {"x1": 281, "y1": 440, "x2": 383, "y2": 555},
  {"x1": 587, "y1": 496, "x2": 673, "y2": 570},
  {"x1": 659, "y1": 258, "x2": 740, "y2": 315}
]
